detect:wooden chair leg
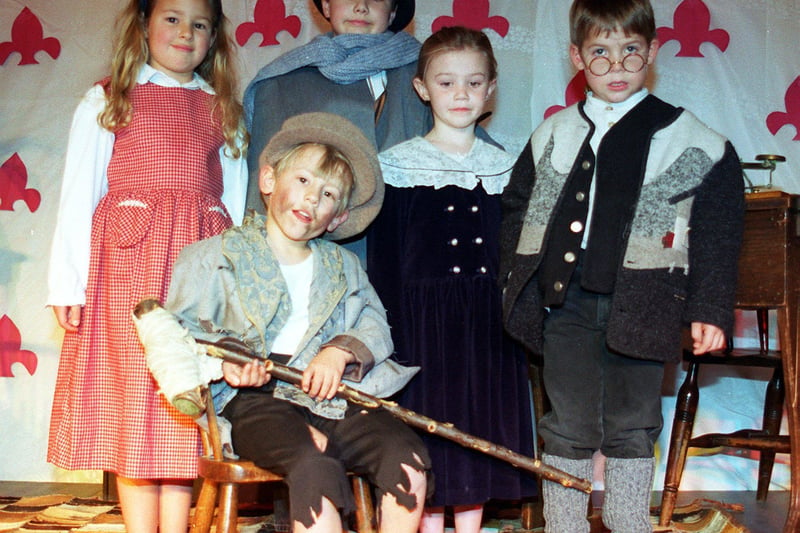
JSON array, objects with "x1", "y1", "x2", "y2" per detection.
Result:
[
  {"x1": 216, "y1": 482, "x2": 239, "y2": 533},
  {"x1": 352, "y1": 475, "x2": 376, "y2": 533},
  {"x1": 191, "y1": 478, "x2": 219, "y2": 533},
  {"x1": 757, "y1": 367, "x2": 785, "y2": 500},
  {"x1": 659, "y1": 362, "x2": 700, "y2": 526},
  {"x1": 521, "y1": 495, "x2": 543, "y2": 530}
]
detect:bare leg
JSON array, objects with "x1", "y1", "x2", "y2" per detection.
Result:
[
  {"x1": 158, "y1": 480, "x2": 194, "y2": 533},
  {"x1": 419, "y1": 506, "x2": 445, "y2": 533},
  {"x1": 116, "y1": 476, "x2": 159, "y2": 533},
  {"x1": 453, "y1": 504, "x2": 483, "y2": 533},
  {"x1": 379, "y1": 462, "x2": 427, "y2": 533},
  {"x1": 293, "y1": 496, "x2": 343, "y2": 533}
]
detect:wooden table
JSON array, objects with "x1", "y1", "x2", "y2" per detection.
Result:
[{"x1": 735, "y1": 191, "x2": 799, "y2": 532}]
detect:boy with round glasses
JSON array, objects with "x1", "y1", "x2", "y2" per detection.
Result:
[{"x1": 499, "y1": 0, "x2": 744, "y2": 531}]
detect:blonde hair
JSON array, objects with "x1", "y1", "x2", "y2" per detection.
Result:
[
  {"x1": 569, "y1": 0, "x2": 656, "y2": 47},
  {"x1": 416, "y1": 26, "x2": 498, "y2": 82},
  {"x1": 270, "y1": 143, "x2": 355, "y2": 215},
  {"x1": 98, "y1": 0, "x2": 247, "y2": 158}
]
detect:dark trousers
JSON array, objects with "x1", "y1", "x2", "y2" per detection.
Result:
[
  {"x1": 538, "y1": 271, "x2": 664, "y2": 460},
  {"x1": 222, "y1": 387, "x2": 431, "y2": 527}
]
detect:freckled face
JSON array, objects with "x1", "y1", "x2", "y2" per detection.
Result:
[
  {"x1": 147, "y1": 0, "x2": 215, "y2": 83},
  {"x1": 570, "y1": 28, "x2": 659, "y2": 104},
  {"x1": 413, "y1": 49, "x2": 496, "y2": 132},
  {"x1": 260, "y1": 146, "x2": 349, "y2": 244},
  {"x1": 321, "y1": 0, "x2": 396, "y2": 35}
]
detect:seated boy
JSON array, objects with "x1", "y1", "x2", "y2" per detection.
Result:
[{"x1": 164, "y1": 112, "x2": 431, "y2": 533}]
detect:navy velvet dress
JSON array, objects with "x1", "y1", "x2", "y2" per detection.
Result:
[{"x1": 367, "y1": 137, "x2": 537, "y2": 507}]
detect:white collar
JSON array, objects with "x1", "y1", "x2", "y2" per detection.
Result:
[
  {"x1": 137, "y1": 64, "x2": 215, "y2": 94},
  {"x1": 584, "y1": 88, "x2": 648, "y2": 116},
  {"x1": 379, "y1": 136, "x2": 515, "y2": 194}
]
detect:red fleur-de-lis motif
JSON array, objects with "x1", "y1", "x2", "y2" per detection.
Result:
[
  {"x1": 432, "y1": 0, "x2": 509, "y2": 37},
  {"x1": 766, "y1": 77, "x2": 800, "y2": 141},
  {"x1": 657, "y1": 0, "x2": 729, "y2": 58},
  {"x1": 0, "y1": 315, "x2": 38, "y2": 378},
  {"x1": 236, "y1": 0, "x2": 302, "y2": 47},
  {"x1": 0, "y1": 7, "x2": 61, "y2": 66},
  {"x1": 0, "y1": 153, "x2": 41, "y2": 212},
  {"x1": 544, "y1": 71, "x2": 587, "y2": 119}
]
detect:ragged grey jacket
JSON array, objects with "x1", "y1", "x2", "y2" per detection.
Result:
[
  {"x1": 166, "y1": 214, "x2": 418, "y2": 418},
  {"x1": 500, "y1": 95, "x2": 745, "y2": 363}
]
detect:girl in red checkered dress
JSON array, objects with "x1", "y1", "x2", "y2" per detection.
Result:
[{"x1": 46, "y1": 1, "x2": 247, "y2": 531}]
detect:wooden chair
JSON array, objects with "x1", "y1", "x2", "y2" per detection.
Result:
[
  {"x1": 658, "y1": 309, "x2": 790, "y2": 526},
  {"x1": 191, "y1": 388, "x2": 377, "y2": 533}
]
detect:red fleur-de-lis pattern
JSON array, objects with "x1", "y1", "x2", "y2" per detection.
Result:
[
  {"x1": 656, "y1": 0, "x2": 729, "y2": 58},
  {"x1": 0, "y1": 7, "x2": 60, "y2": 66},
  {"x1": 236, "y1": 0, "x2": 302, "y2": 47},
  {"x1": 544, "y1": 71, "x2": 587, "y2": 120},
  {"x1": 0, "y1": 315, "x2": 38, "y2": 378},
  {"x1": 767, "y1": 77, "x2": 800, "y2": 141},
  {"x1": 0, "y1": 153, "x2": 41, "y2": 212},
  {"x1": 431, "y1": 0, "x2": 509, "y2": 36}
]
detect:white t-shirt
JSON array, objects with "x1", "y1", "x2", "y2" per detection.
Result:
[{"x1": 271, "y1": 253, "x2": 314, "y2": 355}]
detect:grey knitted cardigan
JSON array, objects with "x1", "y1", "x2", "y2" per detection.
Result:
[{"x1": 500, "y1": 95, "x2": 745, "y2": 363}]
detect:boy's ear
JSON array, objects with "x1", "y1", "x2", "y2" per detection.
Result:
[
  {"x1": 320, "y1": 0, "x2": 331, "y2": 19},
  {"x1": 646, "y1": 39, "x2": 660, "y2": 65},
  {"x1": 569, "y1": 43, "x2": 586, "y2": 71},
  {"x1": 326, "y1": 209, "x2": 350, "y2": 234},
  {"x1": 412, "y1": 78, "x2": 429, "y2": 102},
  {"x1": 259, "y1": 165, "x2": 276, "y2": 196}
]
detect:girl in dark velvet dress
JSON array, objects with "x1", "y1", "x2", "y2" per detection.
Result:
[{"x1": 366, "y1": 27, "x2": 536, "y2": 533}]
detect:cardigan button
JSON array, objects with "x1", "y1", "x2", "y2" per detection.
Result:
[
  {"x1": 554, "y1": 281, "x2": 564, "y2": 292},
  {"x1": 446, "y1": 205, "x2": 455, "y2": 212},
  {"x1": 449, "y1": 238, "x2": 459, "y2": 246},
  {"x1": 564, "y1": 251, "x2": 577, "y2": 263},
  {"x1": 451, "y1": 266, "x2": 462, "y2": 274},
  {"x1": 581, "y1": 160, "x2": 591, "y2": 170},
  {"x1": 473, "y1": 237, "x2": 484, "y2": 245},
  {"x1": 570, "y1": 220, "x2": 583, "y2": 233},
  {"x1": 576, "y1": 191, "x2": 586, "y2": 202}
]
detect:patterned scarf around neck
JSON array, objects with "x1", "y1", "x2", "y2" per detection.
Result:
[{"x1": 244, "y1": 31, "x2": 421, "y2": 127}]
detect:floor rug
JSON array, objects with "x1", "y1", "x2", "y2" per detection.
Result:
[
  {"x1": 0, "y1": 494, "x2": 271, "y2": 533},
  {"x1": 0, "y1": 494, "x2": 747, "y2": 532}
]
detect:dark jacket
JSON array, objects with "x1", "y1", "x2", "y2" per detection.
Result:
[{"x1": 500, "y1": 95, "x2": 745, "y2": 363}]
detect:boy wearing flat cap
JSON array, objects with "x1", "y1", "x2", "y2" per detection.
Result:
[
  {"x1": 243, "y1": 0, "x2": 426, "y2": 260},
  {"x1": 164, "y1": 112, "x2": 431, "y2": 533}
]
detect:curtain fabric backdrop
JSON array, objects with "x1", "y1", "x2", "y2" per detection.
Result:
[{"x1": 1, "y1": 0, "x2": 798, "y2": 490}]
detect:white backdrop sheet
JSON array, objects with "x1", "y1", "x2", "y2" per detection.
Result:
[{"x1": 0, "y1": 0, "x2": 797, "y2": 492}]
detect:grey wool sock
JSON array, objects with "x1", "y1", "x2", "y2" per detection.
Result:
[
  {"x1": 602, "y1": 456, "x2": 656, "y2": 533},
  {"x1": 542, "y1": 453, "x2": 593, "y2": 533}
]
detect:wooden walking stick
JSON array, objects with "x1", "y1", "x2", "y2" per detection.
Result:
[{"x1": 134, "y1": 299, "x2": 592, "y2": 493}]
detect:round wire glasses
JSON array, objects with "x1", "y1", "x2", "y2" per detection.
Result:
[{"x1": 587, "y1": 53, "x2": 646, "y2": 76}]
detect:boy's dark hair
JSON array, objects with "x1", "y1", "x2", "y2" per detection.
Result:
[
  {"x1": 569, "y1": 0, "x2": 656, "y2": 47},
  {"x1": 416, "y1": 26, "x2": 498, "y2": 81}
]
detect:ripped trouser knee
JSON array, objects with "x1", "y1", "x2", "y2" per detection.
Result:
[
  {"x1": 285, "y1": 454, "x2": 354, "y2": 528},
  {"x1": 332, "y1": 407, "x2": 433, "y2": 510}
]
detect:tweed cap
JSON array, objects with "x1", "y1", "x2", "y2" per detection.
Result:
[
  {"x1": 260, "y1": 112, "x2": 383, "y2": 240},
  {"x1": 312, "y1": 0, "x2": 415, "y2": 33}
]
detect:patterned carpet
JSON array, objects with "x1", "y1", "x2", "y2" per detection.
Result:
[
  {"x1": 0, "y1": 494, "x2": 273, "y2": 533},
  {"x1": 0, "y1": 494, "x2": 747, "y2": 532}
]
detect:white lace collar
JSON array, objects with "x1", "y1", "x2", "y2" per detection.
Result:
[{"x1": 378, "y1": 136, "x2": 515, "y2": 194}]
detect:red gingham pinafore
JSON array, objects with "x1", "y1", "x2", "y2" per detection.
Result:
[{"x1": 47, "y1": 83, "x2": 232, "y2": 478}]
